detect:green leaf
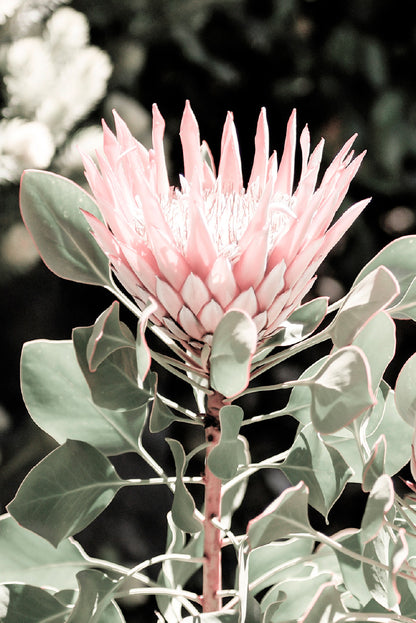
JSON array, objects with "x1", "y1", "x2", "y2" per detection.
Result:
[
  {"x1": 0, "y1": 584, "x2": 70, "y2": 623},
  {"x1": 389, "y1": 276, "x2": 416, "y2": 320},
  {"x1": 207, "y1": 406, "x2": 245, "y2": 480},
  {"x1": 280, "y1": 423, "x2": 353, "y2": 519},
  {"x1": 73, "y1": 325, "x2": 149, "y2": 411},
  {"x1": 303, "y1": 346, "x2": 376, "y2": 434},
  {"x1": 248, "y1": 538, "x2": 314, "y2": 596},
  {"x1": 0, "y1": 515, "x2": 90, "y2": 590},
  {"x1": 86, "y1": 302, "x2": 135, "y2": 372},
  {"x1": 361, "y1": 475, "x2": 394, "y2": 544},
  {"x1": 354, "y1": 235, "x2": 416, "y2": 307},
  {"x1": 7, "y1": 440, "x2": 125, "y2": 547},
  {"x1": 66, "y1": 570, "x2": 121, "y2": 623},
  {"x1": 20, "y1": 170, "x2": 111, "y2": 286},
  {"x1": 247, "y1": 482, "x2": 312, "y2": 548},
  {"x1": 210, "y1": 310, "x2": 257, "y2": 397},
  {"x1": 395, "y1": 352, "x2": 416, "y2": 426},
  {"x1": 166, "y1": 439, "x2": 202, "y2": 534},
  {"x1": 331, "y1": 267, "x2": 399, "y2": 347},
  {"x1": 21, "y1": 339, "x2": 148, "y2": 455}
]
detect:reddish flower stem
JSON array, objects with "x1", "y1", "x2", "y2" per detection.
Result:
[{"x1": 202, "y1": 391, "x2": 224, "y2": 612}]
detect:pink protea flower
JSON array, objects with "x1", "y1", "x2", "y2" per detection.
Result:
[{"x1": 82, "y1": 101, "x2": 369, "y2": 354}]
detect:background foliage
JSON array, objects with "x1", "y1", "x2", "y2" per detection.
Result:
[{"x1": 1, "y1": 1, "x2": 416, "y2": 620}]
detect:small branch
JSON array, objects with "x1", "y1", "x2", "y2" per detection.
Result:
[{"x1": 250, "y1": 326, "x2": 332, "y2": 379}]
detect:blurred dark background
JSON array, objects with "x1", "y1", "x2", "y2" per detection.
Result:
[{"x1": 1, "y1": 0, "x2": 416, "y2": 620}]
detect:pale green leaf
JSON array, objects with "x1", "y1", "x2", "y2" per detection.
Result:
[
  {"x1": 182, "y1": 614, "x2": 238, "y2": 622},
  {"x1": 325, "y1": 382, "x2": 412, "y2": 483},
  {"x1": 66, "y1": 570, "x2": 121, "y2": 623},
  {"x1": 304, "y1": 346, "x2": 376, "y2": 434},
  {"x1": 0, "y1": 584, "x2": 69, "y2": 623},
  {"x1": 395, "y1": 352, "x2": 416, "y2": 426},
  {"x1": 73, "y1": 325, "x2": 149, "y2": 411},
  {"x1": 354, "y1": 235, "x2": 416, "y2": 307},
  {"x1": 389, "y1": 276, "x2": 416, "y2": 320},
  {"x1": 296, "y1": 582, "x2": 346, "y2": 622},
  {"x1": 136, "y1": 299, "x2": 157, "y2": 381},
  {"x1": 166, "y1": 439, "x2": 202, "y2": 534},
  {"x1": 331, "y1": 266, "x2": 399, "y2": 347},
  {"x1": 248, "y1": 538, "x2": 314, "y2": 596},
  {"x1": 351, "y1": 311, "x2": 396, "y2": 394},
  {"x1": 156, "y1": 513, "x2": 204, "y2": 621},
  {"x1": 0, "y1": 515, "x2": 90, "y2": 590},
  {"x1": 20, "y1": 170, "x2": 111, "y2": 286},
  {"x1": 207, "y1": 406, "x2": 245, "y2": 480},
  {"x1": 221, "y1": 435, "x2": 250, "y2": 530},
  {"x1": 86, "y1": 302, "x2": 135, "y2": 372},
  {"x1": 280, "y1": 423, "x2": 353, "y2": 519},
  {"x1": 261, "y1": 573, "x2": 335, "y2": 621},
  {"x1": 362, "y1": 435, "x2": 387, "y2": 492},
  {"x1": 361, "y1": 475, "x2": 394, "y2": 544},
  {"x1": 7, "y1": 440, "x2": 125, "y2": 547},
  {"x1": 149, "y1": 394, "x2": 178, "y2": 433},
  {"x1": 21, "y1": 339, "x2": 148, "y2": 455},
  {"x1": 247, "y1": 482, "x2": 311, "y2": 548},
  {"x1": 210, "y1": 310, "x2": 257, "y2": 397},
  {"x1": 332, "y1": 530, "x2": 371, "y2": 606},
  {"x1": 259, "y1": 297, "x2": 328, "y2": 354},
  {"x1": 363, "y1": 527, "x2": 408, "y2": 610}
]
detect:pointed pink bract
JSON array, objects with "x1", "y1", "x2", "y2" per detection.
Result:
[{"x1": 83, "y1": 102, "x2": 369, "y2": 356}]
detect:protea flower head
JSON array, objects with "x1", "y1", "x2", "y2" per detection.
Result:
[{"x1": 82, "y1": 101, "x2": 369, "y2": 355}]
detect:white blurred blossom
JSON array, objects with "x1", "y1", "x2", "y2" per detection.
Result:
[
  {"x1": 1, "y1": 7, "x2": 112, "y2": 145},
  {"x1": 0, "y1": 0, "x2": 69, "y2": 38},
  {"x1": 0, "y1": 222, "x2": 40, "y2": 272},
  {"x1": 0, "y1": 118, "x2": 54, "y2": 182},
  {"x1": 54, "y1": 124, "x2": 104, "y2": 178},
  {"x1": 0, "y1": 0, "x2": 22, "y2": 26}
]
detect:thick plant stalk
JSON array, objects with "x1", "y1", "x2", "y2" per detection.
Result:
[{"x1": 202, "y1": 391, "x2": 224, "y2": 612}]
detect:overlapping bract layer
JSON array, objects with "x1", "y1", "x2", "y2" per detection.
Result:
[{"x1": 82, "y1": 102, "x2": 369, "y2": 352}]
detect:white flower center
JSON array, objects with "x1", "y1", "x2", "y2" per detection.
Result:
[{"x1": 135, "y1": 182, "x2": 296, "y2": 260}]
